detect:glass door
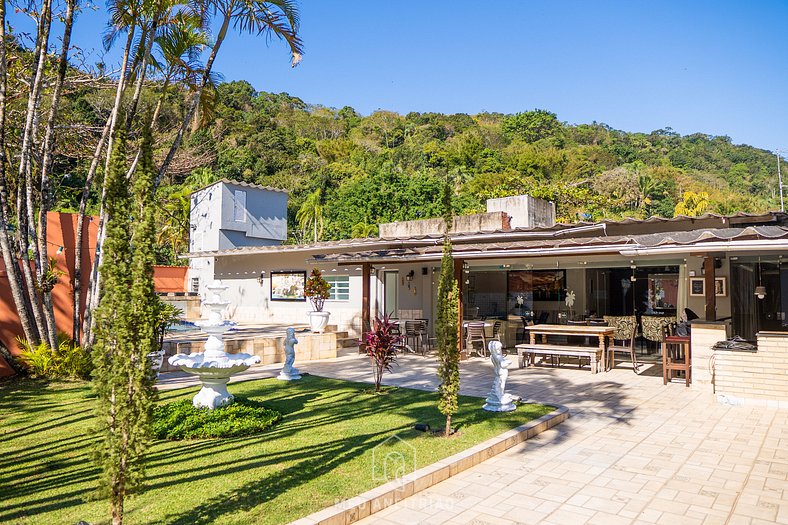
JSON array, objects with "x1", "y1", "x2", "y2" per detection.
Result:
[{"x1": 383, "y1": 271, "x2": 399, "y2": 318}]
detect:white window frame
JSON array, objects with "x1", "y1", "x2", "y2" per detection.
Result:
[
  {"x1": 233, "y1": 190, "x2": 247, "y2": 222},
  {"x1": 325, "y1": 275, "x2": 350, "y2": 302}
]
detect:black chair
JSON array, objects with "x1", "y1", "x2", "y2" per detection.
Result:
[{"x1": 536, "y1": 312, "x2": 550, "y2": 324}]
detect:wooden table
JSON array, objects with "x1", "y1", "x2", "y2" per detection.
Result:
[
  {"x1": 663, "y1": 335, "x2": 691, "y2": 386},
  {"x1": 516, "y1": 324, "x2": 615, "y2": 373}
]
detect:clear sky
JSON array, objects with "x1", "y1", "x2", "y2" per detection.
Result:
[{"x1": 9, "y1": 0, "x2": 788, "y2": 151}]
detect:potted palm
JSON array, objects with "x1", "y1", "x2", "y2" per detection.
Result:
[{"x1": 304, "y1": 268, "x2": 331, "y2": 333}]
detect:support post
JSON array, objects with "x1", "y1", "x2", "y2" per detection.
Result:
[
  {"x1": 704, "y1": 256, "x2": 716, "y2": 322},
  {"x1": 454, "y1": 258, "x2": 467, "y2": 360},
  {"x1": 360, "y1": 263, "x2": 371, "y2": 352}
]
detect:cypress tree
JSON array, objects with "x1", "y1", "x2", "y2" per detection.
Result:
[
  {"x1": 436, "y1": 183, "x2": 459, "y2": 437},
  {"x1": 91, "y1": 119, "x2": 157, "y2": 525}
]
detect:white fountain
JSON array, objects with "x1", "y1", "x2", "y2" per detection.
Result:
[{"x1": 168, "y1": 282, "x2": 260, "y2": 409}]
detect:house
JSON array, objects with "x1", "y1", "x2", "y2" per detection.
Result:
[{"x1": 186, "y1": 179, "x2": 788, "y2": 408}]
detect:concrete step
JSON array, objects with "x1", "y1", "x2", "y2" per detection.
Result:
[
  {"x1": 337, "y1": 346, "x2": 362, "y2": 357},
  {"x1": 337, "y1": 336, "x2": 358, "y2": 348}
]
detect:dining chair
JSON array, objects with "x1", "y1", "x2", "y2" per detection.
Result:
[
  {"x1": 414, "y1": 319, "x2": 431, "y2": 355},
  {"x1": 404, "y1": 321, "x2": 421, "y2": 354},
  {"x1": 466, "y1": 322, "x2": 487, "y2": 357},
  {"x1": 491, "y1": 320, "x2": 502, "y2": 343},
  {"x1": 605, "y1": 317, "x2": 638, "y2": 372},
  {"x1": 641, "y1": 316, "x2": 677, "y2": 354}
]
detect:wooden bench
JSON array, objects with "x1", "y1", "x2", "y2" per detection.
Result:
[{"x1": 515, "y1": 344, "x2": 603, "y2": 373}]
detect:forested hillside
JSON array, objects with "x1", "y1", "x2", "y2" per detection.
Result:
[
  {"x1": 144, "y1": 80, "x2": 781, "y2": 259},
  {"x1": 46, "y1": 78, "x2": 781, "y2": 263}
]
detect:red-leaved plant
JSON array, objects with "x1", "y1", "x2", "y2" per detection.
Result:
[{"x1": 365, "y1": 315, "x2": 402, "y2": 393}]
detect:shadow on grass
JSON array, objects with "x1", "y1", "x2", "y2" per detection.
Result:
[{"x1": 0, "y1": 360, "x2": 640, "y2": 525}]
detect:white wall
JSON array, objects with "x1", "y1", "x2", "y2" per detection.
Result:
[
  {"x1": 190, "y1": 184, "x2": 222, "y2": 252},
  {"x1": 192, "y1": 253, "x2": 365, "y2": 337}
]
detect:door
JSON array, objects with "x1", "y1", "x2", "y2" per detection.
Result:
[{"x1": 383, "y1": 271, "x2": 399, "y2": 318}]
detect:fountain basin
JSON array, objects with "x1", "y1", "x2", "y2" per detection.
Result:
[{"x1": 169, "y1": 352, "x2": 260, "y2": 409}]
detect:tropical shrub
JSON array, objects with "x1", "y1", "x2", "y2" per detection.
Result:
[
  {"x1": 304, "y1": 268, "x2": 331, "y2": 312},
  {"x1": 152, "y1": 398, "x2": 282, "y2": 440},
  {"x1": 17, "y1": 334, "x2": 92, "y2": 379},
  {"x1": 365, "y1": 315, "x2": 402, "y2": 393}
]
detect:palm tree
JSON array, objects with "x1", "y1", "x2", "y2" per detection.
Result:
[
  {"x1": 157, "y1": 0, "x2": 303, "y2": 185},
  {"x1": 297, "y1": 189, "x2": 324, "y2": 243}
]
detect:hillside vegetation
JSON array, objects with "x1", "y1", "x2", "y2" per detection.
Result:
[{"x1": 52, "y1": 79, "x2": 781, "y2": 262}]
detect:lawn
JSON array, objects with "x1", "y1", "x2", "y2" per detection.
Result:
[{"x1": 0, "y1": 374, "x2": 553, "y2": 525}]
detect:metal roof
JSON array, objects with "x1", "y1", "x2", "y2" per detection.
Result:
[{"x1": 181, "y1": 211, "x2": 788, "y2": 259}]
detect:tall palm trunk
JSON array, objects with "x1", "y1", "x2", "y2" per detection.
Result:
[
  {"x1": 156, "y1": 10, "x2": 232, "y2": 186},
  {"x1": 37, "y1": 0, "x2": 77, "y2": 349},
  {"x1": 0, "y1": 1, "x2": 38, "y2": 344},
  {"x1": 81, "y1": 25, "x2": 137, "y2": 347}
]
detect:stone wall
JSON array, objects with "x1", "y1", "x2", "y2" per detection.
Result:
[
  {"x1": 161, "y1": 332, "x2": 337, "y2": 373},
  {"x1": 713, "y1": 331, "x2": 788, "y2": 408}
]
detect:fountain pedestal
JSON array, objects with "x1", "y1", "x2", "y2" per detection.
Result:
[{"x1": 168, "y1": 282, "x2": 260, "y2": 409}]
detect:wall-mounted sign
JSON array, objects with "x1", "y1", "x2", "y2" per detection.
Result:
[{"x1": 271, "y1": 271, "x2": 306, "y2": 301}]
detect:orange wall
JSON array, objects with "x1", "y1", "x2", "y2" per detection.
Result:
[
  {"x1": 153, "y1": 266, "x2": 187, "y2": 293},
  {"x1": 0, "y1": 213, "x2": 187, "y2": 377}
]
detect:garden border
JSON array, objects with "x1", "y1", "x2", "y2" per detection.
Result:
[{"x1": 291, "y1": 404, "x2": 569, "y2": 525}]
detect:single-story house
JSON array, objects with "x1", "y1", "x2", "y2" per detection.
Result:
[{"x1": 185, "y1": 180, "x2": 788, "y2": 408}]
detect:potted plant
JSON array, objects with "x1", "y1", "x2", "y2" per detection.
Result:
[{"x1": 304, "y1": 268, "x2": 331, "y2": 333}]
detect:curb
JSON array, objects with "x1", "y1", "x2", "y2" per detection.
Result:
[{"x1": 290, "y1": 405, "x2": 570, "y2": 525}]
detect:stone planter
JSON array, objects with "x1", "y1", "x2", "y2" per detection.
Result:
[{"x1": 307, "y1": 311, "x2": 330, "y2": 333}]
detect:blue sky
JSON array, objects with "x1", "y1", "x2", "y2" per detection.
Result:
[{"x1": 9, "y1": 0, "x2": 788, "y2": 151}]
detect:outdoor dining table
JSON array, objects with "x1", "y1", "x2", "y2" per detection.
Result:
[{"x1": 517, "y1": 323, "x2": 616, "y2": 373}]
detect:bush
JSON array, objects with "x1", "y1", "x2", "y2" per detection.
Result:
[
  {"x1": 17, "y1": 334, "x2": 92, "y2": 379},
  {"x1": 152, "y1": 398, "x2": 282, "y2": 440}
]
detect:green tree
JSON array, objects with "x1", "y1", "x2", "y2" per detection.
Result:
[
  {"x1": 297, "y1": 189, "x2": 324, "y2": 242},
  {"x1": 501, "y1": 109, "x2": 564, "y2": 143},
  {"x1": 435, "y1": 183, "x2": 459, "y2": 437},
  {"x1": 91, "y1": 121, "x2": 156, "y2": 525}
]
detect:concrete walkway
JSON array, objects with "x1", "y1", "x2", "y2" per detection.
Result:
[{"x1": 158, "y1": 355, "x2": 788, "y2": 525}]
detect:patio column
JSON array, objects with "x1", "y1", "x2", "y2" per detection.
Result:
[
  {"x1": 704, "y1": 256, "x2": 716, "y2": 321},
  {"x1": 361, "y1": 263, "x2": 371, "y2": 346},
  {"x1": 454, "y1": 258, "x2": 467, "y2": 359}
]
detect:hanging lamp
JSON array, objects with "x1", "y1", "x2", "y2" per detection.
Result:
[{"x1": 755, "y1": 257, "x2": 766, "y2": 300}]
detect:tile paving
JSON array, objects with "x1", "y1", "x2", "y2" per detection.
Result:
[{"x1": 157, "y1": 353, "x2": 788, "y2": 525}]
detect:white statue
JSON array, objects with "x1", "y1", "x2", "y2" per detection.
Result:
[
  {"x1": 277, "y1": 327, "x2": 302, "y2": 380},
  {"x1": 483, "y1": 341, "x2": 517, "y2": 412}
]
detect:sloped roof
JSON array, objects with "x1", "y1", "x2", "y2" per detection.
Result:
[
  {"x1": 181, "y1": 211, "x2": 788, "y2": 259},
  {"x1": 309, "y1": 225, "x2": 788, "y2": 264}
]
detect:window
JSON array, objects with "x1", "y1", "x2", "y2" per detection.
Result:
[
  {"x1": 233, "y1": 190, "x2": 246, "y2": 222},
  {"x1": 190, "y1": 277, "x2": 200, "y2": 293},
  {"x1": 325, "y1": 275, "x2": 350, "y2": 301}
]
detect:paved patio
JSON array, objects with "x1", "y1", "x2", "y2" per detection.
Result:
[{"x1": 158, "y1": 354, "x2": 788, "y2": 525}]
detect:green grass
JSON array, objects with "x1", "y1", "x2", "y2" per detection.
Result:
[{"x1": 0, "y1": 374, "x2": 553, "y2": 525}]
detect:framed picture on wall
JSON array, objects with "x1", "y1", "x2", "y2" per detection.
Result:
[
  {"x1": 270, "y1": 271, "x2": 306, "y2": 301},
  {"x1": 689, "y1": 277, "x2": 705, "y2": 297},
  {"x1": 714, "y1": 277, "x2": 727, "y2": 297}
]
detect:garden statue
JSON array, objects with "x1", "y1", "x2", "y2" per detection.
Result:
[
  {"x1": 277, "y1": 327, "x2": 302, "y2": 380},
  {"x1": 483, "y1": 341, "x2": 517, "y2": 412}
]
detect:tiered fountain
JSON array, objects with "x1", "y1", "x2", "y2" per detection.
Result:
[{"x1": 168, "y1": 282, "x2": 260, "y2": 409}]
